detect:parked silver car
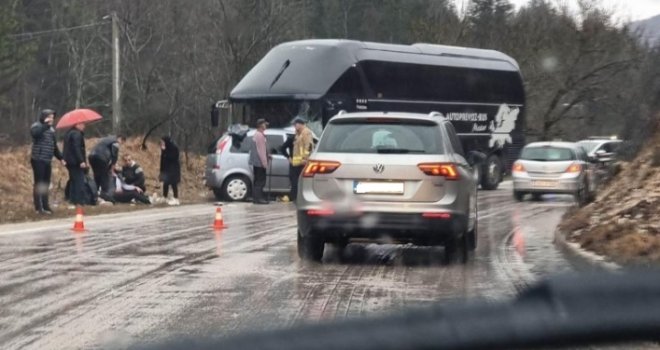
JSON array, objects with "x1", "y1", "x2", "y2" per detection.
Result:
[
  {"x1": 206, "y1": 127, "x2": 294, "y2": 201},
  {"x1": 577, "y1": 137, "x2": 622, "y2": 163},
  {"x1": 296, "y1": 112, "x2": 483, "y2": 263},
  {"x1": 512, "y1": 142, "x2": 596, "y2": 203}
]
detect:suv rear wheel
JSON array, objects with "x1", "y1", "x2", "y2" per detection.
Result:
[
  {"x1": 467, "y1": 199, "x2": 478, "y2": 251},
  {"x1": 222, "y1": 175, "x2": 251, "y2": 201},
  {"x1": 444, "y1": 233, "x2": 468, "y2": 264},
  {"x1": 513, "y1": 191, "x2": 525, "y2": 202},
  {"x1": 297, "y1": 230, "x2": 324, "y2": 262}
]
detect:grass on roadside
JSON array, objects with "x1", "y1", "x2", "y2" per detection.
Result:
[
  {"x1": 559, "y1": 119, "x2": 660, "y2": 266},
  {"x1": 0, "y1": 136, "x2": 212, "y2": 224}
]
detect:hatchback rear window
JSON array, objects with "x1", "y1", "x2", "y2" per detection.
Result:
[
  {"x1": 520, "y1": 146, "x2": 576, "y2": 161},
  {"x1": 317, "y1": 120, "x2": 443, "y2": 154},
  {"x1": 231, "y1": 135, "x2": 252, "y2": 153}
]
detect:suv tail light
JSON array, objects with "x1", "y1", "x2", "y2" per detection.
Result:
[
  {"x1": 422, "y1": 212, "x2": 452, "y2": 219},
  {"x1": 566, "y1": 163, "x2": 582, "y2": 173},
  {"x1": 216, "y1": 137, "x2": 229, "y2": 154},
  {"x1": 307, "y1": 209, "x2": 335, "y2": 216},
  {"x1": 418, "y1": 163, "x2": 459, "y2": 180},
  {"x1": 512, "y1": 161, "x2": 526, "y2": 173},
  {"x1": 303, "y1": 161, "x2": 341, "y2": 177}
]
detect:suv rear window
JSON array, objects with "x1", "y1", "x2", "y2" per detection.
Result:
[
  {"x1": 520, "y1": 146, "x2": 576, "y2": 161},
  {"x1": 317, "y1": 119, "x2": 444, "y2": 154}
]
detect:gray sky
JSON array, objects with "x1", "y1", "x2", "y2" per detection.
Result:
[{"x1": 453, "y1": 0, "x2": 660, "y2": 22}]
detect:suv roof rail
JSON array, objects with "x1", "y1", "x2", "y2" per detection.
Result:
[
  {"x1": 214, "y1": 99, "x2": 229, "y2": 108},
  {"x1": 587, "y1": 136, "x2": 619, "y2": 140},
  {"x1": 429, "y1": 111, "x2": 445, "y2": 120}
]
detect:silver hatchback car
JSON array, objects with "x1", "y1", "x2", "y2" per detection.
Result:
[
  {"x1": 296, "y1": 112, "x2": 482, "y2": 263},
  {"x1": 512, "y1": 142, "x2": 596, "y2": 203},
  {"x1": 206, "y1": 128, "x2": 295, "y2": 201}
]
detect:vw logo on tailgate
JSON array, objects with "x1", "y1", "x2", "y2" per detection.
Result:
[{"x1": 373, "y1": 163, "x2": 385, "y2": 174}]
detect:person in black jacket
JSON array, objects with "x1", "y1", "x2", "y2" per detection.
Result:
[
  {"x1": 63, "y1": 123, "x2": 88, "y2": 207},
  {"x1": 160, "y1": 136, "x2": 181, "y2": 205},
  {"x1": 121, "y1": 154, "x2": 146, "y2": 192},
  {"x1": 30, "y1": 109, "x2": 65, "y2": 214},
  {"x1": 88, "y1": 135, "x2": 125, "y2": 198}
]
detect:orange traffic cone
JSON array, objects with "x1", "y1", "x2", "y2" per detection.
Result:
[
  {"x1": 213, "y1": 207, "x2": 227, "y2": 230},
  {"x1": 72, "y1": 207, "x2": 86, "y2": 232}
]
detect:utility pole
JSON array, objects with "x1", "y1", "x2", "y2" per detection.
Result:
[{"x1": 111, "y1": 12, "x2": 121, "y2": 134}]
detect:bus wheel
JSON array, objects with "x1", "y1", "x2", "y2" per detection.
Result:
[{"x1": 480, "y1": 155, "x2": 502, "y2": 190}]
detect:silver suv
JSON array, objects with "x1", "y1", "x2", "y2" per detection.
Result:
[
  {"x1": 296, "y1": 112, "x2": 482, "y2": 263},
  {"x1": 206, "y1": 128, "x2": 295, "y2": 201}
]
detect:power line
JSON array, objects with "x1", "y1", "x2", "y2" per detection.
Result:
[{"x1": 8, "y1": 21, "x2": 109, "y2": 40}]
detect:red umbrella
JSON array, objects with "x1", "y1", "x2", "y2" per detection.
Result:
[{"x1": 55, "y1": 108, "x2": 103, "y2": 130}]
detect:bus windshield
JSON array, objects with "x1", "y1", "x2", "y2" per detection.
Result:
[{"x1": 230, "y1": 100, "x2": 324, "y2": 136}]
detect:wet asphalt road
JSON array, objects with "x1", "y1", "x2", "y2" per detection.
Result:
[{"x1": 0, "y1": 182, "x2": 578, "y2": 349}]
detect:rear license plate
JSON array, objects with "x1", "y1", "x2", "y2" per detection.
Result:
[
  {"x1": 354, "y1": 181, "x2": 404, "y2": 194},
  {"x1": 532, "y1": 180, "x2": 558, "y2": 188}
]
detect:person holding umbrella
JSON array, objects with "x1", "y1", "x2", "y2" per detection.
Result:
[
  {"x1": 57, "y1": 108, "x2": 103, "y2": 207},
  {"x1": 160, "y1": 136, "x2": 181, "y2": 206},
  {"x1": 30, "y1": 109, "x2": 65, "y2": 214},
  {"x1": 63, "y1": 123, "x2": 88, "y2": 207}
]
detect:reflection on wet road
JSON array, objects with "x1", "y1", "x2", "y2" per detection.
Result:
[{"x1": 0, "y1": 183, "x2": 576, "y2": 349}]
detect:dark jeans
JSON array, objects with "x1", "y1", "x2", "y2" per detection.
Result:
[
  {"x1": 31, "y1": 159, "x2": 52, "y2": 211},
  {"x1": 289, "y1": 165, "x2": 304, "y2": 202},
  {"x1": 89, "y1": 155, "x2": 110, "y2": 195},
  {"x1": 253, "y1": 166, "x2": 267, "y2": 202},
  {"x1": 163, "y1": 182, "x2": 178, "y2": 198},
  {"x1": 114, "y1": 190, "x2": 151, "y2": 204},
  {"x1": 99, "y1": 191, "x2": 115, "y2": 203},
  {"x1": 67, "y1": 166, "x2": 86, "y2": 205}
]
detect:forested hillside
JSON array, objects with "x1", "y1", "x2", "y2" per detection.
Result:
[{"x1": 0, "y1": 0, "x2": 658, "y2": 153}]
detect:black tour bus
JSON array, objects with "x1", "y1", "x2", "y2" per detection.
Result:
[{"x1": 212, "y1": 39, "x2": 525, "y2": 190}]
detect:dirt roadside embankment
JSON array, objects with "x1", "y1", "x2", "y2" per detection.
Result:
[
  {"x1": 0, "y1": 136, "x2": 211, "y2": 224},
  {"x1": 558, "y1": 124, "x2": 660, "y2": 266}
]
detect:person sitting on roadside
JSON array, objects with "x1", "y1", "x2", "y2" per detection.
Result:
[
  {"x1": 121, "y1": 154, "x2": 146, "y2": 192},
  {"x1": 102, "y1": 168, "x2": 151, "y2": 205}
]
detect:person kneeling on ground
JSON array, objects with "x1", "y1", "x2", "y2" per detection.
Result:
[
  {"x1": 121, "y1": 154, "x2": 146, "y2": 192},
  {"x1": 103, "y1": 170, "x2": 151, "y2": 205},
  {"x1": 88, "y1": 135, "x2": 125, "y2": 198}
]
